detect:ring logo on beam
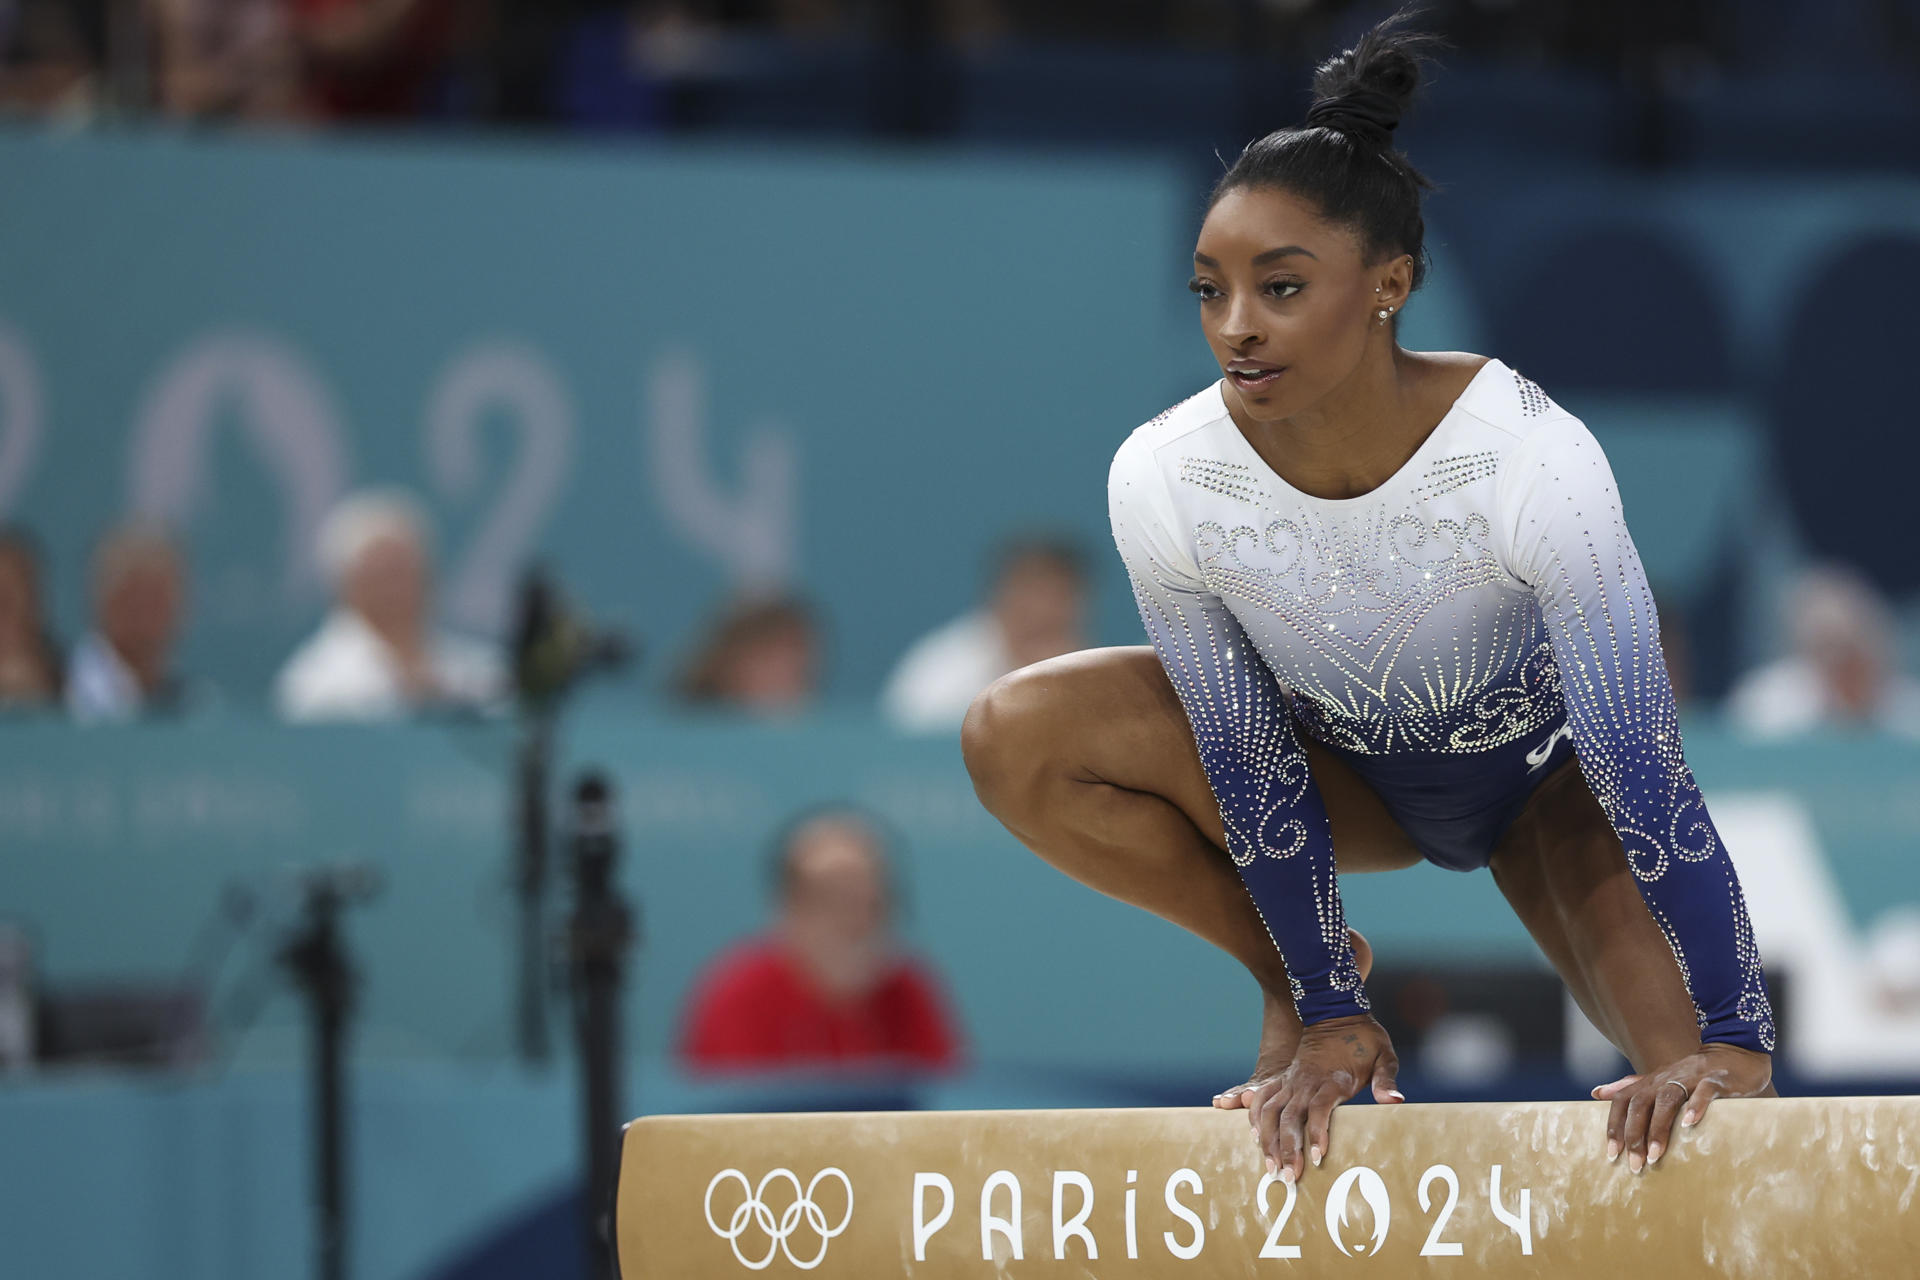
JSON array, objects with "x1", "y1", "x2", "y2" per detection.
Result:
[{"x1": 703, "y1": 1167, "x2": 854, "y2": 1271}]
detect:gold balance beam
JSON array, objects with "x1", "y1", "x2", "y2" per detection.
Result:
[{"x1": 617, "y1": 1097, "x2": 1918, "y2": 1277}]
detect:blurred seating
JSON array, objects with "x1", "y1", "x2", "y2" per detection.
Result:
[
  {"x1": 1489, "y1": 223, "x2": 1734, "y2": 394},
  {"x1": 952, "y1": 42, "x2": 1242, "y2": 150},
  {"x1": 1674, "y1": 71, "x2": 1920, "y2": 171},
  {"x1": 1770, "y1": 231, "x2": 1920, "y2": 592}
]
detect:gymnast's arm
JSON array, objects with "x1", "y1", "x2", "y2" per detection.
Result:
[
  {"x1": 1109, "y1": 438, "x2": 1368, "y2": 1029},
  {"x1": 1499, "y1": 419, "x2": 1774, "y2": 1054},
  {"x1": 1499, "y1": 418, "x2": 1774, "y2": 1156}
]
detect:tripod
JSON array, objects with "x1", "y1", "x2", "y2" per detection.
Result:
[
  {"x1": 515, "y1": 708, "x2": 555, "y2": 1064},
  {"x1": 279, "y1": 867, "x2": 379, "y2": 1280},
  {"x1": 566, "y1": 773, "x2": 635, "y2": 1277}
]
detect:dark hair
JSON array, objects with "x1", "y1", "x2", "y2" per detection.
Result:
[
  {"x1": 0, "y1": 524, "x2": 65, "y2": 695},
  {"x1": 1210, "y1": 5, "x2": 1445, "y2": 301},
  {"x1": 673, "y1": 591, "x2": 819, "y2": 705}
]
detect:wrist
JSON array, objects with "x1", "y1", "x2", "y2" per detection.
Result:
[
  {"x1": 1702, "y1": 1025, "x2": 1771, "y2": 1056},
  {"x1": 1293, "y1": 986, "x2": 1370, "y2": 1027},
  {"x1": 1300, "y1": 1011, "x2": 1377, "y2": 1034}
]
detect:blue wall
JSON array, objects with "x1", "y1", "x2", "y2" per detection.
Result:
[
  {"x1": 5, "y1": 714, "x2": 1918, "y2": 1072},
  {"x1": 7, "y1": 129, "x2": 1914, "y2": 704}
]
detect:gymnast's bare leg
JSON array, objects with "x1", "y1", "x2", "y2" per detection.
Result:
[
  {"x1": 963, "y1": 645, "x2": 1752, "y2": 1172},
  {"x1": 962, "y1": 646, "x2": 1420, "y2": 1081}
]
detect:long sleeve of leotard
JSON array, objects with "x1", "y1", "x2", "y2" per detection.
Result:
[
  {"x1": 1498, "y1": 419, "x2": 1775, "y2": 1053},
  {"x1": 1109, "y1": 436, "x2": 1369, "y2": 1025}
]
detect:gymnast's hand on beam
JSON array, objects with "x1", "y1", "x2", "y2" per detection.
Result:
[
  {"x1": 1245, "y1": 1013, "x2": 1404, "y2": 1185},
  {"x1": 1590, "y1": 1044, "x2": 1773, "y2": 1174}
]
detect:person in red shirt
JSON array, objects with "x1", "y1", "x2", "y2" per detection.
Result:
[{"x1": 678, "y1": 806, "x2": 964, "y2": 1073}]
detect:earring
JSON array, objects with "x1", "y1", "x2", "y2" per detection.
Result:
[{"x1": 1377, "y1": 309, "x2": 1389, "y2": 321}]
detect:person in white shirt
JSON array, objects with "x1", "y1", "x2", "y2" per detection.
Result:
[
  {"x1": 1725, "y1": 563, "x2": 1920, "y2": 740},
  {"x1": 275, "y1": 490, "x2": 502, "y2": 722},
  {"x1": 66, "y1": 524, "x2": 189, "y2": 722},
  {"x1": 880, "y1": 538, "x2": 1089, "y2": 733}
]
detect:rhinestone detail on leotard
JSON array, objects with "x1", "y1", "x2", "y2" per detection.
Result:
[{"x1": 1108, "y1": 361, "x2": 1774, "y2": 1051}]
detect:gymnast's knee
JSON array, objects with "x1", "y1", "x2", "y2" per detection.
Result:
[
  {"x1": 961, "y1": 666, "x2": 1056, "y2": 820},
  {"x1": 965, "y1": 649, "x2": 1169, "y2": 824}
]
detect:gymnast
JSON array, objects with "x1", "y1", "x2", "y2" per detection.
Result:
[{"x1": 962, "y1": 7, "x2": 1775, "y2": 1189}]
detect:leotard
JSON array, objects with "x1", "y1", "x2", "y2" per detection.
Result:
[{"x1": 1108, "y1": 357, "x2": 1773, "y2": 1050}]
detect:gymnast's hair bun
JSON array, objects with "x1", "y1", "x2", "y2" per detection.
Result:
[{"x1": 1302, "y1": 5, "x2": 1441, "y2": 149}]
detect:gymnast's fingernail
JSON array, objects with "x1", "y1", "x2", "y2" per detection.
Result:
[
  {"x1": 1279, "y1": 1166, "x2": 1295, "y2": 1185},
  {"x1": 1387, "y1": 1090, "x2": 1405, "y2": 1101},
  {"x1": 1607, "y1": 1139, "x2": 1620, "y2": 1162},
  {"x1": 1310, "y1": 1145, "x2": 1322, "y2": 1167},
  {"x1": 1265, "y1": 1156, "x2": 1277, "y2": 1175},
  {"x1": 1683, "y1": 1111, "x2": 1698, "y2": 1127},
  {"x1": 1629, "y1": 1152, "x2": 1644, "y2": 1174},
  {"x1": 1649, "y1": 1142, "x2": 1664, "y2": 1165}
]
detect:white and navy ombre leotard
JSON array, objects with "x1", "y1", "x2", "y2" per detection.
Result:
[{"x1": 1109, "y1": 357, "x2": 1774, "y2": 1052}]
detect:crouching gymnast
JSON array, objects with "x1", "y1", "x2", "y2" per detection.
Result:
[{"x1": 963, "y1": 9, "x2": 1775, "y2": 1188}]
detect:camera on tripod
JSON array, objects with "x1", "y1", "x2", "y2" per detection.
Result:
[{"x1": 510, "y1": 567, "x2": 635, "y2": 711}]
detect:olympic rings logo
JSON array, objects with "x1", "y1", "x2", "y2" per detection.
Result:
[{"x1": 704, "y1": 1167, "x2": 854, "y2": 1271}]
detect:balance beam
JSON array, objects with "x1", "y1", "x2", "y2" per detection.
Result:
[{"x1": 616, "y1": 1097, "x2": 1918, "y2": 1277}]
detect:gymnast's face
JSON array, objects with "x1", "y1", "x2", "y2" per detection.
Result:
[{"x1": 1191, "y1": 185, "x2": 1406, "y2": 426}]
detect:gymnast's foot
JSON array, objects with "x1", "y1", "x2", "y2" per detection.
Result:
[{"x1": 1212, "y1": 928, "x2": 1373, "y2": 1110}]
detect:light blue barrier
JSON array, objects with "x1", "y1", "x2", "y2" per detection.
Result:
[{"x1": 3, "y1": 715, "x2": 1917, "y2": 1075}]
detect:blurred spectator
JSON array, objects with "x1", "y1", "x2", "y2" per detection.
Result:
[
  {"x1": 881, "y1": 536, "x2": 1088, "y2": 733},
  {"x1": 144, "y1": 0, "x2": 301, "y2": 122},
  {"x1": 554, "y1": 1, "x2": 716, "y2": 132},
  {"x1": 1725, "y1": 563, "x2": 1920, "y2": 739},
  {"x1": 274, "y1": 489, "x2": 502, "y2": 721},
  {"x1": 678, "y1": 805, "x2": 963, "y2": 1072},
  {"x1": 673, "y1": 591, "x2": 819, "y2": 714},
  {"x1": 290, "y1": 0, "x2": 457, "y2": 121},
  {"x1": 66, "y1": 523, "x2": 188, "y2": 722},
  {"x1": 144, "y1": 0, "x2": 457, "y2": 124},
  {"x1": 0, "y1": 527, "x2": 61, "y2": 710},
  {"x1": 0, "y1": 0, "x2": 102, "y2": 118},
  {"x1": 1867, "y1": 905, "x2": 1920, "y2": 1019}
]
